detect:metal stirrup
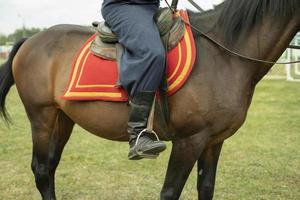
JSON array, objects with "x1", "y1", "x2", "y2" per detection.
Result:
[{"x1": 134, "y1": 129, "x2": 160, "y2": 147}]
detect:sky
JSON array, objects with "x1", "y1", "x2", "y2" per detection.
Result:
[{"x1": 0, "y1": 0, "x2": 223, "y2": 35}]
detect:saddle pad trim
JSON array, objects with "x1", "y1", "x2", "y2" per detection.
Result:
[
  {"x1": 167, "y1": 22, "x2": 193, "y2": 94},
  {"x1": 63, "y1": 35, "x2": 128, "y2": 101},
  {"x1": 62, "y1": 10, "x2": 195, "y2": 101}
]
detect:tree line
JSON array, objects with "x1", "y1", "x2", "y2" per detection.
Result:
[{"x1": 0, "y1": 27, "x2": 45, "y2": 45}]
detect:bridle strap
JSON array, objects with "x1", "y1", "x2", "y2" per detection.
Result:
[
  {"x1": 171, "y1": 0, "x2": 179, "y2": 10},
  {"x1": 166, "y1": 0, "x2": 300, "y2": 65},
  {"x1": 187, "y1": 0, "x2": 205, "y2": 12},
  {"x1": 188, "y1": 21, "x2": 300, "y2": 65}
]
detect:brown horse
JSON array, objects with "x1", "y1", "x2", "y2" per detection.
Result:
[{"x1": 0, "y1": 0, "x2": 299, "y2": 199}]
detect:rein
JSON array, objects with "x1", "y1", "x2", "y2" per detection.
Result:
[{"x1": 166, "y1": 0, "x2": 300, "y2": 65}]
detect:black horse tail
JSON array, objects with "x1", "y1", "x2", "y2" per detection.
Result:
[{"x1": 0, "y1": 38, "x2": 27, "y2": 123}]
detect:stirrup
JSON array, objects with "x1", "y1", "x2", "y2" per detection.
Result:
[
  {"x1": 134, "y1": 129, "x2": 160, "y2": 147},
  {"x1": 128, "y1": 129, "x2": 162, "y2": 160}
]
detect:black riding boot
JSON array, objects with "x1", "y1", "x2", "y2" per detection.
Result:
[{"x1": 128, "y1": 91, "x2": 167, "y2": 160}]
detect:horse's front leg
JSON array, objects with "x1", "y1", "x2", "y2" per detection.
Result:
[
  {"x1": 197, "y1": 142, "x2": 223, "y2": 200},
  {"x1": 160, "y1": 132, "x2": 209, "y2": 200}
]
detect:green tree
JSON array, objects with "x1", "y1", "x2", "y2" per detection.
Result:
[
  {"x1": 0, "y1": 34, "x2": 8, "y2": 45},
  {"x1": 1, "y1": 27, "x2": 44, "y2": 44}
]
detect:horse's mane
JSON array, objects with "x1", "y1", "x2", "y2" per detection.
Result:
[{"x1": 189, "y1": 0, "x2": 299, "y2": 44}]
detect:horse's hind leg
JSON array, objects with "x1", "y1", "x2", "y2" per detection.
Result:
[
  {"x1": 160, "y1": 132, "x2": 209, "y2": 200},
  {"x1": 29, "y1": 107, "x2": 74, "y2": 200},
  {"x1": 197, "y1": 142, "x2": 223, "y2": 200}
]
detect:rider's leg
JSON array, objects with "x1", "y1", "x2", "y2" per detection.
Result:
[{"x1": 102, "y1": 3, "x2": 167, "y2": 160}]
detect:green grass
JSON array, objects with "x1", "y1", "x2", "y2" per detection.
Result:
[{"x1": 0, "y1": 79, "x2": 299, "y2": 199}]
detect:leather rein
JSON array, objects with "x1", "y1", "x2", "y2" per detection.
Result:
[{"x1": 165, "y1": 0, "x2": 300, "y2": 65}]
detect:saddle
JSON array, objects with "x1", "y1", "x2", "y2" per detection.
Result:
[{"x1": 90, "y1": 8, "x2": 186, "y2": 60}]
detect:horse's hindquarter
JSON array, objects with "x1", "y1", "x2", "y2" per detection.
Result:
[
  {"x1": 12, "y1": 24, "x2": 155, "y2": 141},
  {"x1": 13, "y1": 25, "x2": 111, "y2": 138},
  {"x1": 13, "y1": 24, "x2": 94, "y2": 105}
]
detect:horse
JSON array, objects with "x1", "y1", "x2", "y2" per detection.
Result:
[{"x1": 0, "y1": 0, "x2": 299, "y2": 199}]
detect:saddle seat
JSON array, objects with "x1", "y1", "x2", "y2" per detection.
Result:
[{"x1": 90, "y1": 8, "x2": 186, "y2": 60}]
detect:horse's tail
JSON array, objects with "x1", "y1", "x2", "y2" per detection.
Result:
[{"x1": 0, "y1": 38, "x2": 27, "y2": 123}]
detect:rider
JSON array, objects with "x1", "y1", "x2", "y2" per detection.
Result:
[{"x1": 101, "y1": 0, "x2": 167, "y2": 160}]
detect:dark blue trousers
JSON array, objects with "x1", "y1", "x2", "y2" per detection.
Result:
[{"x1": 101, "y1": 1, "x2": 166, "y2": 97}]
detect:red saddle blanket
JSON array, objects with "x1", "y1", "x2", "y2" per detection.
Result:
[{"x1": 62, "y1": 10, "x2": 196, "y2": 101}]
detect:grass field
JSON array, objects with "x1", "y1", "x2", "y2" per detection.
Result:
[{"x1": 0, "y1": 65, "x2": 299, "y2": 199}]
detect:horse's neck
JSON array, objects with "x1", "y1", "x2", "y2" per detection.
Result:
[
  {"x1": 191, "y1": 8, "x2": 298, "y2": 86},
  {"x1": 187, "y1": 12, "x2": 299, "y2": 106},
  {"x1": 230, "y1": 15, "x2": 299, "y2": 83}
]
